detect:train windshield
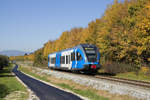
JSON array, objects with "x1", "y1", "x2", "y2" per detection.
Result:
[{"x1": 84, "y1": 47, "x2": 97, "y2": 62}]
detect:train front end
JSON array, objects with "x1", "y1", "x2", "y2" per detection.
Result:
[{"x1": 78, "y1": 44, "x2": 101, "y2": 73}]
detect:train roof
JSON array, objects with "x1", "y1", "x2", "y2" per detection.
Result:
[
  {"x1": 48, "y1": 44, "x2": 97, "y2": 56},
  {"x1": 78, "y1": 44, "x2": 97, "y2": 48}
]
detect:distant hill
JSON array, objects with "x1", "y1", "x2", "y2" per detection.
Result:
[{"x1": 0, "y1": 50, "x2": 27, "y2": 56}]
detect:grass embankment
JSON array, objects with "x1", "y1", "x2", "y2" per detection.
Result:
[
  {"x1": 116, "y1": 71, "x2": 150, "y2": 82},
  {"x1": 115, "y1": 66, "x2": 150, "y2": 82},
  {"x1": 0, "y1": 64, "x2": 28, "y2": 100},
  {"x1": 19, "y1": 66, "x2": 109, "y2": 100},
  {"x1": 98, "y1": 68, "x2": 150, "y2": 82}
]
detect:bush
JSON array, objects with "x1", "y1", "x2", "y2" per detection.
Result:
[
  {"x1": 0, "y1": 55, "x2": 9, "y2": 70},
  {"x1": 33, "y1": 49, "x2": 47, "y2": 67},
  {"x1": 103, "y1": 61, "x2": 138, "y2": 75}
]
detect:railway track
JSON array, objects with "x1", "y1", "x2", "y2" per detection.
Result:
[
  {"x1": 53, "y1": 69, "x2": 150, "y2": 88},
  {"x1": 94, "y1": 75, "x2": 150, "y2": 88},
  {"x1": 57, "y1": 70, "x2": 150, "y2": 88},
  {"x1": 44, "y1": 68, "x2": 150, "y2": 88},
  {"x1": 60, "y1": 69, "x2": 150, "y2": 88}
]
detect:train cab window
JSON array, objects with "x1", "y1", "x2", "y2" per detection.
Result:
[
  {"x1": 66, "y1": 55, "x2": 68, "y2": 64},
  {"x1": 71, "y1": 53, "x2": 75, "y2": 61},
  {"x1": 84, "y1": 47, "x2": 97, "y2": 62},
  {"x1": 61, "y1": 56, "x2": 65, "y2": 64},
  {"x1": 77, "y1": 52, "x2": 82, "y2": 61}
]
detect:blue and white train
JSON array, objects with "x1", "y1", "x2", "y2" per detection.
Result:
[{"x1": 48, "y1": 44, "x2": 101, "y2": 73}]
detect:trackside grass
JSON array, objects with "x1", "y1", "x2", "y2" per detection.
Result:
[
  {"x1": 19, "y1": 66, "x2": 109, "y2": 100},
  {"x1": 57, "y1": 83, "x2": 107, "y2": 100},
  {"x1": 0, "y1": 64, "x2": 28, "y2": 100},
  {"x1": 116, "y1": 71, "x2": 150, "y2": 82}
]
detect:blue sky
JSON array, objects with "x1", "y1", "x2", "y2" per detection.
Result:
[{"x1": 0, "y1": 0, "x2": 114, "y2": 52}]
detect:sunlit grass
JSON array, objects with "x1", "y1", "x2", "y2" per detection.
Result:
[
  {"x1": 116, "y1": 71, "x2": 150, "y2": 82},
  {"x1": 19, "y1": 66, "x2": 50, "y2": 82},
  {"x1": 57, "y1": 83, "x2": 108, "y2": 100},
  {"x1": 0, "y1": 64, "x2": 28, "y2": 100}
]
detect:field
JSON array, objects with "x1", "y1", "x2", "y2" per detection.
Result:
[{"x1": 0, "y1": 64, "x2": 28, "y2": 100}]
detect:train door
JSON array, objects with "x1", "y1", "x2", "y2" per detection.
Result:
[
  {"x1": 68, "y1": 53, "x2": 72, "y2": 69},
  {"x1": 65, "y1": 51, "x2": 72, "y2": 70},
  {"x1": 60, "y1": 52, "x2": 66, "y2": 68},
  {"x1": 71, "y1": 51, "x2": 76, "y2": 69},
  {"x1": 49, "y1": 53, "x2": 56, "y2": 68},
  {"x1": 76, "y1": 50, "x2": 84, "y2": 69},
  {"x1": 65, "y1": 54, "x2": 69, "y2": 69},
  {"x1": 74, "y1": 48, "x2": 82, "y2": 69},
  {"x1": 75, "y1": 48, "x2": 77, "y2": 68}
]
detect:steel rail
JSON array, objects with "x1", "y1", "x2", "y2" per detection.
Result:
[{"x1": 94, "y1": 75, "x2": 150, "y2": 88}]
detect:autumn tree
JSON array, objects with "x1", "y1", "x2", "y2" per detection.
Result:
[{"x1": 13, "y1": 0, "x2": 150, "y2": 68}]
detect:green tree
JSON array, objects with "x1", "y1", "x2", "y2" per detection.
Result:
[{"x1": 0, "y1": 55, "x2": 9, "y2": 70}]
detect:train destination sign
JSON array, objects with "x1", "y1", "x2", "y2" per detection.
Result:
[{"x1": 84, "y1": 47, "x2": 96, "y2": 54}]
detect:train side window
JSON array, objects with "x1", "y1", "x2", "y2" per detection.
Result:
[
  {"x1": 77, "y1": 52, "x2": 82, "y2": 61},
  {"x1": 54, "y1": 57, "x2": 56, "y2": 64},
  {"x1": 61, "y1": 56, "x2": 65, "y2": 64},
  {"x1": 66, "y1": 55, "x2": 68, "y2": 64},
  {"x1": 63, "y1": 56, "x2": 65, "y2": 64},
  {"x1": 51, "y1": 58, "x2": 53, "y2": 64},
  {"x1": 69, "y1": 55, "x2": 71, "y2": 64},
  {"x1": 49, "y1": 57, "x2": 51, "y2": 63},
  {"x1": 71, "y1": 53, "x2": 75, "y2": 61},
  {"x1": 54, "y1": 58, "x2": 55, "y2": 64},
  {"x1": 60, "y1": 56, "x2": 61, "y2": 64},
  {"x1": 60, "y1": 56, "x2": 62, "y2": 64}
]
